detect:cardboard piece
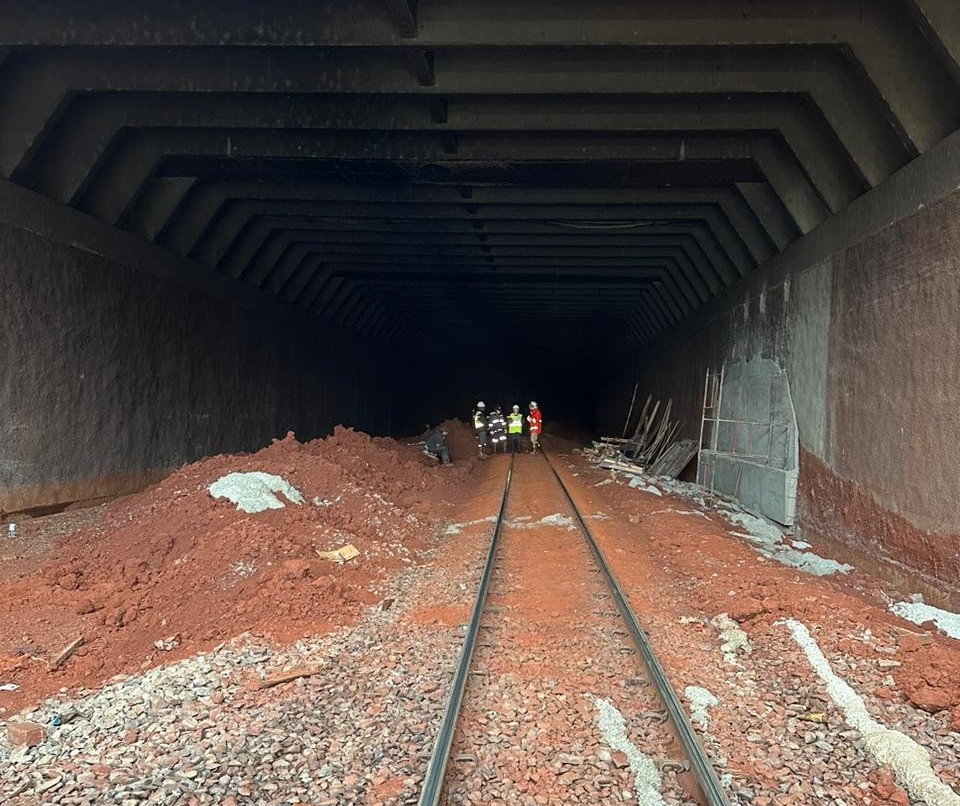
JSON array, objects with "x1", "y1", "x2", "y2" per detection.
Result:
[{"x1": 316, "y1": 543, "x2": 360, "y2": 564}]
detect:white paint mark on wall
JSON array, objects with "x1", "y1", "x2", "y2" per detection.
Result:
[
  {"x1": 784, "y1": 619, "x2": 960, "y2": 806},
  {"x1": 593, "y1": 697, "x2": 668, "y2": 806},
  {"x1": 208, "y1": 472, "x2": 304, "y2": 514}
]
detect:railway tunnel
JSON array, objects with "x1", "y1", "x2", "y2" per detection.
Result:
[
  {"x1": 3, "y1": 6, "x2": 960, "y2": 599},
  {"x1": 4, "y1": 4, "x2": 960, "y2": 804}
]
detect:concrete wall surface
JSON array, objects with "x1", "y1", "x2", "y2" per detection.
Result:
[
  {"x1": 699, "y1": 357, "x2": 800, "y2": 526},
  {"x1": 0, "y1": 222, "x2": 401, "y2": 515},
  {"x1": 602, "y1": 185, "x2": 960, "y2": 587}
]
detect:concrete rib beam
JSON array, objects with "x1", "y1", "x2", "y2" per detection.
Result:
[
  {"x1": 159, "y1": 181, "x2": 776, "y2": 264},
  {"x1": 71, "y1": 127, "x2": 823, "y2": 237},
  {"x1": 0, "y1": 45, "x2": 911, "y2": 189},
  {"x1": 904, "y1": 0, "x2": 960, "y2": 86},
  {"x1": 13, "y1": 90, "x2": 862, "y2": 217},
  {"x1": 120, "y1": 177, "x2": 197, "y2": 240},
  {"x1": 192, "y1": 198, "x2": 755, "y2": 275}
]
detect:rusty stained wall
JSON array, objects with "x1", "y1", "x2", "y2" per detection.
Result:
[
  {"x1": 0, "y1": 221, "x2": 403, "y2": 516},
  {"x1": 603, "y1": 189, "x2": 960, "y2": 586}
]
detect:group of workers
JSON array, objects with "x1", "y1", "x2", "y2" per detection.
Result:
[
  {"x1": 473, "y1": 400, "x2": 542, "y2": 459},
  {"x1": 423, "y1": 400, "x2": 543, "y2": 464}
]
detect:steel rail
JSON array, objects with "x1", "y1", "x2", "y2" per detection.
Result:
[
  {"x1": 542, "y1": 451, "x2": 731, "y2": 806},
  {"x1": 417, "y1": 455, "x2": 514, "y2": 806}
]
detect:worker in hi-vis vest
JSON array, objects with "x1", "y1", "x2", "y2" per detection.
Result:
[
  {"x1": 507, "y1": 405, "x2": 524, "y2": 453},
  {"x1": 473, "y1": 400, "x2": 488, "y2": 459},
  {"x1": 527, "y1": 401, "x2": 542, "y2": 453}
]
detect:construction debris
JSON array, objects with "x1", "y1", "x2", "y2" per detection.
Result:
[
  {"x1": 649, "y1": 440, "x2": 699, "y2": 478},
  {"x1": 48, "y1": 636, "x2": 84, "y2": 672},
  {"x1": 253, "y1": 664, "x2": 324, "y2": 691},
  {"x1": 316, "y1": 543, "x2": 361, "y2": 564},
  {"x1": 208, "y1": 471, "x2": 304, "y2": 514},
  {"x1": 587, "y1": 394, "x2": 695, "y2": 479},
  {"x1": 6, "y1": 721, "x2": 45, "y2": 748}
]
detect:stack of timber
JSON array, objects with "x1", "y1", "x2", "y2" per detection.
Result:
[
  {"x1": 589, "y1": 389, "x2": 697, "y2": 479},
  {"x1": 649, "y1": 439, "x2": 699, "y2": 477}
]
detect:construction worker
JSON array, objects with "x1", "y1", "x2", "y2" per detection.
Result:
[
  {"x1": 488, "y1": 407, "x2": 507, "y2": 453},
  {"x1": 424, "y1": 427, "x2": 451, "y2": 465},
  {"x1": 527, "y1": 401, "x2": 542, "y2": 453},
  {"x1": 473, "y1": 401, "x2": 488, "y2": 459},
  {"x1": 507, "y1": 404, "x2": 524, "y2": 453}
]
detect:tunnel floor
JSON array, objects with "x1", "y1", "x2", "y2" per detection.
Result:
[{"x1": 1, "y1": 424, "x2": 959, "y2": 805}]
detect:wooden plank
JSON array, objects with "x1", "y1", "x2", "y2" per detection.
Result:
[
  {"x1": 622, "y1": 382, "x2": 639, "y2": 438},
  {"x1": 49, "y1": 636, "x2": 84, "y2": 671},
  {"x1": 254, "y1": 664, "x2": 323, "y2": 690}
]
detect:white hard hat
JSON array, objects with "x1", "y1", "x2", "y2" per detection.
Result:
[
  {"x1": 477, "y1": 401, "x2": 485, "y2": 408},
  {"x1": 529, "y1": 401, "x2": 538, "y2": 408},
  {"x1": 512, "y1": 404, "x2": 520, "y2": 411}
]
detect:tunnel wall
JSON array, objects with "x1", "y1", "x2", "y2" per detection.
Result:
[
  {"x1": 0, "y1": 218, "x2": 403, "y2": 517},
  {"x1": 601, "y1": 143, "x2": 960, "y2": 587}
]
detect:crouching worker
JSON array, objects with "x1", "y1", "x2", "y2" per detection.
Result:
[{"x1": 424, "y1": 427, "x2": 451, "y2": 465}]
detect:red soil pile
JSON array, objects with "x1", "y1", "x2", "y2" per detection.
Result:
[
  {"x1": 0, "y1": 427, "x2": 472, "y2": 712},
  {"x1": 430, "y1": 418, "x2": 479, "y2": 462}
]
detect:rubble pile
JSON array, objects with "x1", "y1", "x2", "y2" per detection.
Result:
[{"x1": 0, "y1": 426, "x2": 473, "y2": 710}]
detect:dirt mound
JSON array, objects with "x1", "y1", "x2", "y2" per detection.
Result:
[
  {"x1": 0, "y1": 427, "x2": 472, "y2": 711},
  {"x1": 430, "y1": 419, "x2": 479, "y2": 462}
]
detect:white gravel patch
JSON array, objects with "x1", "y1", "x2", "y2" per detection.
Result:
[
  {"x1": 628, "y1": 478, "x2": 663, "y2": 496},
  {"x1": 507, "y1": 513, "x2": 576, "y2": 530},
  {"x1": 593, "y1": 697, "x2": 667, "y2": 806},
  {"x1": 726, "y1": 511, "x2": 784, "y2": 544},
  {"x1": 540, "y1": 513, "x2": 575, "y2": 529},
  {"x1": 890, "y1": 601, "x2": 960, "y2": 640},
  {"x1": 711, "y1": 614, "x2": 752, "y2": 664},
  {"x1": 443, "y1": 515, "x2": 497, "y2": 535},
  {"x1": 208, "y1": 472, "x2": 304, "y2": 514},
  {"x1": 785, "y1": 619, "x2": 960, "y2": 806},
  {"x1": 684, "y1": 686, "x2": 719, "y2": 731},
  {"x1": 726, "y1": 511, "x2": 852, "y2": 576}
]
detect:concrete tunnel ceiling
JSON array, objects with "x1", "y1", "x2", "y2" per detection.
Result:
[{"x1": 3, "y1": 0, "x2": 960, "y2": 358}]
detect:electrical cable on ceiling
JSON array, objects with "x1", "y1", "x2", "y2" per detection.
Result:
[
  {"x1": 543, "y1": 219, "x2": 699, "y2": 231},
  {"x1": 544, "y1": 221, "x2": 652, "y2": 230}
]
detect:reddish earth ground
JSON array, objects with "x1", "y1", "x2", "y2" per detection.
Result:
[
  {"x1": 441, "y1": 453, "x2": 693, "y2": 803},
  {"x1": 547, "y1": 448, "x2": 960, "y2": 803},
  {"x1": 2, "y1": 431, "x2": 958, "y2": 804},
  {"x1": 551, "y1": 453, "x2": 960, "y2": 722},
  {"x1": 0, "y1": 423, "x2": 478, "y2": 714}
]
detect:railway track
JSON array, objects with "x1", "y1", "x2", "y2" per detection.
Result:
[{"x1": 418, "y1": 452, "x2": 730, "y2": 806}]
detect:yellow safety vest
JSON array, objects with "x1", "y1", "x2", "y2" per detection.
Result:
[{"x1": 507, "y1": 413, "x2": 523, "y2": 433}]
